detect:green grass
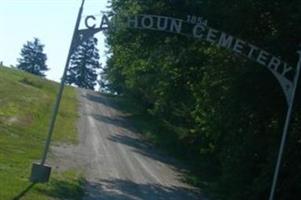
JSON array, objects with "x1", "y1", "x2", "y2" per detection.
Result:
[{"x1": 0, "y1": 66, "x2": 83, "y2": 200}]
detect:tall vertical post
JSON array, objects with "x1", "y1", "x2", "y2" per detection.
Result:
[
  {"x1": 268, "y1": 49, "x2": 301, "y2": 200},
  {"x1": 40, "y1": 0, "x2": 85, "y2": 165},
  {"x1": 30, "y1": 0, "x2": 86, "y2": 183},
  {"x1": 40, "y1": 0, "x2": 86, "y2": 166}
]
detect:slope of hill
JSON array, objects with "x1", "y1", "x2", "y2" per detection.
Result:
[{"x1": 0, "y1": 65, "x2": 83, "y2": 199}]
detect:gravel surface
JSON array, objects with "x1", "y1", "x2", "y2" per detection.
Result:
[{"x1": 53, "y1": 89, "x2": 204, "y2": 200}]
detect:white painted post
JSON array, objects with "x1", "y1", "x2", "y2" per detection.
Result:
[{"x1": 268, "y1": 49, "x2": 301, "y2": 200}]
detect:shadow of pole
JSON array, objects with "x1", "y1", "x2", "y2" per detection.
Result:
[{"x1": 12, "y1": 183, "x2": 36, "y2": 200}]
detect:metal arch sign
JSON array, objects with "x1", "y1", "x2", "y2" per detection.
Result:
[
  {"x1": 39, "y1": 2, "x2": 300, "y2": 200},
  {"x1": 79, "y1": 13, "x2": 301, "y2": 200},
  {"x1": 74, "y1": 13, "x2": 301, "y2": 200},
  {"x1": 78, "y1": 13, "x2": 299, "y2": 105}
]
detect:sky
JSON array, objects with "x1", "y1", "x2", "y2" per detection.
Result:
[{"x1": 0, "y1": 0, "x2": 109, "y2": 82}]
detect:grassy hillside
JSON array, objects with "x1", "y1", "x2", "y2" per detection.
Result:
[{"x1": 0, "y1": 66, "x2": 83, "y2": 200}]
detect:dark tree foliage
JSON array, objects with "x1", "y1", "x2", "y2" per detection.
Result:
[
  {"x1": 66, "y1": 37, "x2": 100, "y2": 90},
  {"x1": 17, "y1": 38, "x2": 48, "y2": 77},
  {"x1": 103, "y1": 0, "x2": 301, "y2": 199}
]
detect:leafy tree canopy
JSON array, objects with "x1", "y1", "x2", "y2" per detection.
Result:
[{"x1": 103, "y1": 1, "x2": 301, "y2": 199}]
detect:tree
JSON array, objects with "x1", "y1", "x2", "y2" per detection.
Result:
[
  {"x1": 66, "y1": 37, "x2": 100, "y2": 90},
  {"x1": 104, "y1": 0, "x2": 301, "y2": 199},
  {"x1": 17, "y1": 38, "x2": 48, "y2": 77}
]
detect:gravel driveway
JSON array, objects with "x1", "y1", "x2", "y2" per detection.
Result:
[{"x1": 52, "y1": 89, "x2": 204, "y2": 200}]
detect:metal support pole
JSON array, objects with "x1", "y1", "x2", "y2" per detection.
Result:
[
  {"x1": 268, "y1": 49, "x2": 301, "y2": 200},
  {"x1": 40, "y1": 0, "x2": 86, "y2": 165}
]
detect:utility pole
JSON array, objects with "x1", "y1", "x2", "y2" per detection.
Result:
[
  {"x1": 268, "y1": 49, "x2": 301, "y2": 200},
  {"x1": 30, "y1": 0, "x2": 86, "y2": 183}
]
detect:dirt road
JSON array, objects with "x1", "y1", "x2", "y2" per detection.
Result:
[{"x1": 54, "y1": 89, "x2": 203, "y2": 200}]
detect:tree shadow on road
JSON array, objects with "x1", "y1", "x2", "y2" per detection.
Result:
[
  {"x1": 84, "y1": 92, "x2": 126, "y2": 112},
  {"x1": 91, "y1": 113, "x2": 188, "y2": 170},
  {"x1": 84, "y1": 92, "x2": 145, "y2": 116},
  {"x1": 84, "y1": 178, "x2": 203, "y2": 200},
  {"x1": 91, "y1": 113, "x2": 193, "y2": 180},
  {"x1": 92, "y1": 114, "x2": 136, "y2": 132},
  {"x1": 106, "y1": 133, "x2": 185, "y2": 169},
  {"x1": 85, "y1": 91, "x2": 204, "y2": 195}
]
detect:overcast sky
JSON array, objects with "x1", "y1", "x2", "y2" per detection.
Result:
[{"x1": 0, "y1": 0, "x2": 109, "y2": 82}]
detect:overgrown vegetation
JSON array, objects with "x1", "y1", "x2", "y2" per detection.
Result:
[
  {"x1": 0, "y1": 66, "x2": 83, "y2": 199},
  {"x1": 102, "y1": 1, "x2": 301, "y2": 199}
]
